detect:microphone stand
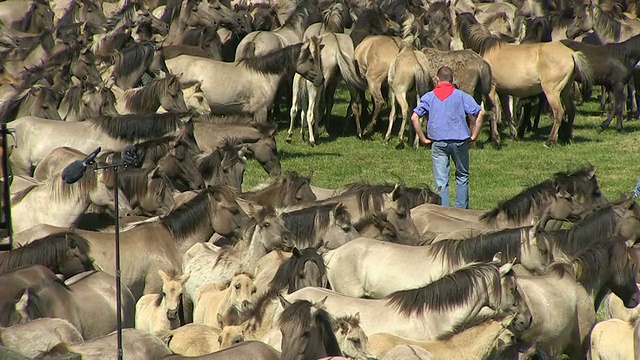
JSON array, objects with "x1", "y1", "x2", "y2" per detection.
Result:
[
  {"x1": 0, "y1": 123, "x2": 13, "y2": 252},
  {"x1": 92, "y1": 154, "x2": 137, "y2": 360}
]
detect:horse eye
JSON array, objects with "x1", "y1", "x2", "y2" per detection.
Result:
[
  {"x1": 298, "y1": 272, "x2": 305, "y2": 279},
  {"x1": 234, "y1": 337, "x2": 243, "y2": 343},
  {"x1": 230, "y1": 208, "x2": 240, "y2": 215},
  {"x1": 217, "y1": 336, "x2": 222, "y2": 344},
  {"x1": 342, "y1": 226, "x2": 351, "y2": 233},
  {"x1": 262, "y1": 222, "x2": 270, "y2": 228},
  {"x1": 235, "y1": 283, "x2": 241, "y2": 290},
  {"x1": 161, "y1": 292, "x2": 166, "y2": 297},
  {"x1": 397, "y1": 210, "x2": 406, "y2": 218},
  {"x1": 351, "y1": 338, "x2": 361, "y2": 345}
]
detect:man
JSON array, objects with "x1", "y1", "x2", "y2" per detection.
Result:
[{"x1": 410, "y1": 66, "x2": 484, "y2": 209}]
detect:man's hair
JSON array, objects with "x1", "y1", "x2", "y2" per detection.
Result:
[{"x1": 436, "y1": 66, "x2": 454, "y2": 82}]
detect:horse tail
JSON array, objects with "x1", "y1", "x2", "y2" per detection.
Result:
[
  {"x1": 478, "y1": 60, "x2": 494, "y2": 113},
  {"x1": 572, "y1": 51, "x2": 593, "y2": 87},
  {"x1": 414, "y1": 63, "x2": 430, "y2": 97},
  {"x1": 336, "y1": 44, "x2": 367, "y2": 91}
]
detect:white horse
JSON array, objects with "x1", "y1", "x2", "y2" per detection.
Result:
[
  {"x1": 588, "y1": 318, "x2": 637, "y2": 360},
  {"x1": 272, "y1": 260, "x2": 522, "y2": 341},
  {"x1": 136, "y1": 270, "x2": 190, "y2": 335},
  {"x1": 323, "y1": 221, "x2": 546, "y2": 299},
  {"x1": 10, "y1": 166, "x2": 132, "y2": 234}
]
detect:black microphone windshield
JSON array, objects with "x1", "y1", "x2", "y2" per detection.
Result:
[{"x1": 61, "y1": 160, "x2": 87, "y2": 185}]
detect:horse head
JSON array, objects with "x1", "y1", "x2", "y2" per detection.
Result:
[
  {"x1": 217, "y1": 319, "x2": 252, "y2": 349},
  {"x1": 246, "y1": 205, "x2": 295, "y2": 252},
  {"x1": 320, "y1": 203, "x2": 359, "y2": 250},
  {"x1": 333, "y1": 313, "x2": 377, "y2": 360},
  {"x1": 136, "y1": 166, "x2": 177, "y2": 216},
  {"x1": 158, "y1": 270, "x2": 189, "y2": 321},
  {"x1": 297, "y1": 36, "x2": 325, "y2": 87},
  {"x1": 159, "y1": 74, "x2": 189, "y2": 113},
  {"x1": 227, "y1": 273, "x2": 257, "y2": 314},
  {"x1": 382, "y1": 183, "x2": 421, "y2": 243},
  {"x1": 566, "y1": 1, "x2": 594, "y2": 39},
  {"x1": 90, "y1": 166, "x2": 134, "y2": 217},
  {"x1": 208, "y1": 185, "x2": 248, "y2": 238}
]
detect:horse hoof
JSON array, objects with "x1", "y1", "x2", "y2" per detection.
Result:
[
  {"x1": 542, "y1": 141, "x2": 555, "y2": 148},
  {"x1": 617, "y1": 128, "x2": 626, "y2": 134},
  {"x1": 285, "y1": 137, "x2": 293, "y2": 143}
]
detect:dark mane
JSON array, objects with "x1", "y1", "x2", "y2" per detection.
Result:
[
  {"x1": 88, "y1": 112, "x2": 185, "y2": 142},
  {"x1": 118, "y1": 167, "x2": 171, "y2": 203},
  {"x1": 112, "y1": 41, "x2": 155, "y2": 79},
  {"x1": 0, "y1": 232, "x2": 91, "y2": 274},
  {"x1": 344, "y1": 182, "x2": 440, "y2": 207},
  {"x1": 277, "y1": 299, "x2": 341, "y2": 356},
  {"x1": 195, "y1": 114, "x2": 278, "y2": 137},
  {"x1": 268, "y1": 247, "x2": 326, "y2": 294},
  {"x1": 123, "y1": 75, "x2": 180, "y2": 113},
  {"x1": 386, "y1": 262, "x2": 501, "y2": 316},
  {"x1": 430, "y1": 227, "x2": 526, "y2": 267},
  {"x1": 521, "y1": 16, "x2": 553, "y2": 43},
  {"x1": 59, "y1": 84, "x2": 87, "y2": 119},
  {"x1": 338, "y1": 182, "x2": 412, "y2": 216},
  {"x1": 455, "y1": 12, "x2": 506, "y2": 55},
  {"x1": 283, "y1": 0, "x2": 321, "y2": 29},
  {"x1": 480, "y1": 180, "x2": 555, "y2": 225},
  {"x1": 160, "y1": 188, "x2": 213, "y2": 241},
  {"x1": 350, "y1": 8, "x2": 387, "y2": 46},
  {"x1": 162, "y1": 0, "x2": 182, "y2": 24},
  {"x1": 239, "y1": 43, "x2": 303, "y2": 75},
  {"x1": 590, "y1": 4, "x2": 622, "y2": 40},
  {"x1": 280, "y1": 204, "x2": 349, "y2": 248}
]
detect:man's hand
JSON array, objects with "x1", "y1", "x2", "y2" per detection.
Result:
[{"x1": 421, "y1": 137, "x2": 432, "y2": 146}]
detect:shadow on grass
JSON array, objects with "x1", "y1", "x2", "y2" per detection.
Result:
[{"x1": 279, "y1": 151, "x2": 343, "y2": 159}]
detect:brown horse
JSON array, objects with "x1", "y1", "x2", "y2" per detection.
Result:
[
  {"x1": 456, "y1": 12, "x2": 593, "y2": 146},
  {"x1": 195, "y1": 137, "x2": 247, "y2": 191},
  {"x1": 241, "y1": 171, "x2": 316, "y2": 209},
  {"x1": 0, "y1": 265, "x2": 60, "y2": 327}
]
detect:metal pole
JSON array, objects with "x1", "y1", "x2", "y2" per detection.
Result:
[
  {"x1": 114, "y1": 165, "x2": 123, "y2": 360},
  {"x1": 0, "y1": 123, "x2": 13, "y2": 252}
]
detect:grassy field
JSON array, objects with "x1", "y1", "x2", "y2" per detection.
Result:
[{"x1": 242, "y1": 89, "x2": 640, "y2": 210}]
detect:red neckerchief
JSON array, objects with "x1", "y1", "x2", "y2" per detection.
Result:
[{"x1": 433, "y1": 82, "x2": 456, "y2": 101}]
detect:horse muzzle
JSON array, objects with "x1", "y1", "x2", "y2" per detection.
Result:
[{"x1": 166, "y1": 309, "x2": 179, "y2": 320}]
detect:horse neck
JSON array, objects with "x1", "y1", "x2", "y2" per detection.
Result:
[
  {"x1": 248, "y1": 185, "x2": 285, "y2": 208},
  {"x1": 591, "y1": 6, "x2": 622, "y2": 43},
  {"x1": 434, "y1": 320, "x2": 506, "y2": 357},
  {"x1": 238, "y1": 227, "x2": 271, "y2": 274}
]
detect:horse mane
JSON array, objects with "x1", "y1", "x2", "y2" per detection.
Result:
[
  {"x1": 455, "y1": 12, "x2": 506, "y2": 55},
  {"x1": 521, "y1": 16, "x2": 553, "y2": 43},
  {"x1": 160, "y1": 188, "x2": 214, "y2": 241},
  {"x1": 323, "y1": 2, "x2": 345, "y2": 32},
  {"x1": 268, "y1": 247, "x2": 327, "y2": 294},
  {"x1": 162, "y1": 0, "x2": 182, "y2": 24},
  {"x1": 123, "y1": 75, "x2": 179, "y2": 113},
  {"x1": 386, "y1": 262, "x2": 501, "y2": 316},
  {"x1": 245, "y1": 170, "x2": 311, "y2": 197},
  {"x1": 112, "y1": 41, "x2": 155, "y2": 79},
  {"x1": 349, "y1": 182, "x2": 439, "y2": 207},
  {"x1": 430, "y1": 227, "x2": 525, "y2": 267},
  {"x1": 0, "y1": 232, "x2": 91, "y2": 275},
  {"x1": 59, "y1": 84, "x2": 84, "y2": 119},
  {"x1": 12, "y1": 167, "x2": 101, "y2": 205},
  {"x1": 280, "y1": 204, "x2": 350, "y2": 248},
  {"x1": 20, "y1": 277, "x2": 70, "y2": 320},
  {"x1": 196, "y1": 137, "x2": 245, "y2": 181},
  {"x1": 590, "y1": 4, "x2": 622, "y2": 40},
  {"x1": 339, "y1": 182, "x2": 412, "y2": 215},
  {"x1": 436, "y1": 313, "x2": 513, "y2": 341},
  {"x1": 19, "y1": 85, "x2": 59, "y2": 111},
  {"x1": 277, "y1": 299, "x2": 341, "y2": 356},
  {"x1": 88, "y1": 112, "x2": 185, "y2": 142},
  {"x1": 240, "y1": 43, "x2": 303, "y2": 75},
  {"x1": 283, "y1": 0, "x2": 320, "y2": 30},
  {"x1": 118, "y1": 167, "x2": 171, "y2": 202},
  {"x1": 480, "y1": 180, "x2": 555, "y2": 225}
]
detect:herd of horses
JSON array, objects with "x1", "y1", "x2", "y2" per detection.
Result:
[{"x1": 2, "y1": 0, "x2": 640, "y2": 359}]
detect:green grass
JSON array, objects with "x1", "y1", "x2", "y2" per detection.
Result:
[{"x1": 242, "y1": 88, "x2": 640, "y2": 210}]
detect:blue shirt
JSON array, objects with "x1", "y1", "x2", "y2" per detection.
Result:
[{"x1": 413, "y1": 86, "x2": 482, "y2": 141}]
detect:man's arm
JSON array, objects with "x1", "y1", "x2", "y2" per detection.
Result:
[
  {"x1": 469, "y1": 109, "x2": 485, "y2": 142},
  {"x1": 411, "y1": 112, "x2": 431, "y2": 145}
]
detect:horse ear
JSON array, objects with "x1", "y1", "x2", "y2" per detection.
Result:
[
  {"x1": 587, "y1": 164, "x2": 596, "y2": 179},
  {"x1": 319, "y1": 44, "x2": 326, "y2": 52},
  {"x1": 16, "y1": 290, "x2": 29, "y2": 312},
  {"x1": 148, "y1": 166, "x2": 161, "y2": 180},
  {"x1": 499, "y1": 261, "x2": 515, "y2": 277},
  {"x1": 177, "y1": 272, "x2": 190, "y2": 284},
  {"x1": 158, "y1": 269, "x2": 170, "y2": 283},
  {"x1": 492, "y1": 251, "x2": 503, "y2": 264},
  {"x1": 278, "y1": 294, "x2": 292, "y2": 309},
  {"x1": 313, "y1": 296, "x2": 328, "y2": 309},
  {"x1": 390, "y1": 182, "x2": 402, "y2": 201},
  {"x1": 354, "y1": 312, "x2": 360, "y2": 322},
  {"x1": 217, "y1": 313, "x2": 225, "y2": 328},
  {"x1": 66, "y1": 234, "x2": 77, "y2": 249},
  {"x1": 292, "y1": 247, "x2": 302, "y2": 257},
  {"x1": 530, "y1": 216, "x2": 542, "y2": 235}
]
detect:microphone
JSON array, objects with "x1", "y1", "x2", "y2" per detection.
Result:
[{"x1": 61, "y1": 147, "x2": 101, "y2": 184}]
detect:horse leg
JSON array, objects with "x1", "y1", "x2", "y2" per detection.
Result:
[
  {"x1": 532, "y1": 93, "x2": 546, "y2": 131},
  {"x1": 613, "y1": 82, "x2": 625, "y2": 133},
  {"x1": 287, "y1": 75, "x2": 302, "y2": 143},
  {"x1": 323, "y1": 77, "x2": 340, "y2": 135},
  {"x1": 542, "y1": 89, "x2": 564, "y2": 147},
  {"x1": 559, "y1": 83, "x2": 576, "y2": 143},
  {"x1": 362, "y1": 79, "x2": 385, "y2": 136},
  {"x1": 307, "y1": 82, "x2": 322, "y2": 146},
  {"x1": 385, "y1": 88, "x2": 397, "y2": 144},
  {"x1": 497, "y1": 92, "x2": 513, "y2": 141},
  {"x1": 517, "y1": 99, "x2": 531, "y2": 139},
  {"x1": 396, "y1": 92, "x2": 411, "y2": 144},
  {"x1": 599, "y1": 85, "x2": 616, "y2": 132}
]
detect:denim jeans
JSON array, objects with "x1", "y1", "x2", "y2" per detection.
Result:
[{"x1": 431, "y1": 140, "x2": 470, "y2": 208}]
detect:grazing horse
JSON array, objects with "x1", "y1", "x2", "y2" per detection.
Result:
[
  {"x1": 193, "y1": 273, "x2": 257, "y2": 331},
  {"x1": 3, "y1": 271, "x2": 136, "y2": 340},
  {"x1": 193, "y1": 115, "x2": 281, "y2": 176},
  {"x1": 0, "y1": 84, "x2": 61, "y2": 121},
  {"x1": 323, "y1": 221, "x2": 546, "y2": 299},
  {"x1": 277, "y1": 297, "x2": 343, "y2": 360},
  {"x1": 368, "y1": 313, "x2": 524, "y2": 359},
  {"x1": 275, "y1": 260, "x2": 524, "y2": 342},
  {"x1": 33, "y1": 329, "x2": 172, "y2": 360},
  {"x1": 136, "y1": 270, "x2": 190, "y2": 335},
  {"x1": 10, "y1": 165, "x2": 132, "y2": 234},
  {"x1": 241, "y1": 170, "x2": 316, "y2": 209},
  {"x1": 8, "y1": 113, "x2": 194, "y2": 176},
  {"x1": 195, "y1": 137, "x2": 247, "y2": 191},
  {"x1": 0, "y1": 232, "x2": 94, "y2": 279},
  {"x1": 167, "y1": 43, "x2": 324, "y2": 123},
  {"x1": 0, "y1": 318, "x2": 83, "y2": 358},
  {"x1": 111, "y1": 74, "x2": 189, "y2": 114},
  {"x1": 456, "y1": 12, "x2": 593, "y2": 146}
]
